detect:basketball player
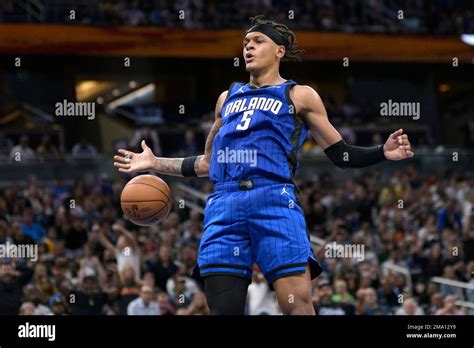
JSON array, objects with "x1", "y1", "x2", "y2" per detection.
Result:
[{"x1": 113, "y1": 15, "x2": 414, "y2": 315}]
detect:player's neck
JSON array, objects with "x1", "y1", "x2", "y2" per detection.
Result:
[{"x1": 248, "y1": 68, "x2": 285, "y2": 88}]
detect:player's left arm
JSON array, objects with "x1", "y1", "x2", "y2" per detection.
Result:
[{"x1": 292, "y1": 85, "x2": 414, "y2": 168}]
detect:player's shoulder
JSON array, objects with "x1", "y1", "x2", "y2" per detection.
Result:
[
  {"x1": 291, "y1": 84, "x2": 321, "y2": 101},
  {"x1": 290, "y1": 85, "x2": 325, "y2": 115},
  {"x1": 217, "y1": 90, "x2": 229, "y2": 103},
  {"x1": 217, "y1": 89, "x2": 229, "y2": 106},
  {"x1": 215, "y1": 90, "x2": 229, "y2": 116}
]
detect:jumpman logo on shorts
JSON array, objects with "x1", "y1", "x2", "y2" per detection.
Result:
[{"x1": 280, "y1": 185, "x2": 290, "y2": 196}]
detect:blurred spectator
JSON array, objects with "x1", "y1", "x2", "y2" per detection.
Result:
[
  {"x1": 314, "y1": 280, "x2": 355, "y2": 315},
  {"x1": 0, "y1": 262, "x2": 24, "y2": 314},
  {"x1": 149, "y1": 1, "x2": 164, "y2": 25},
  {"x1": 0, "y1": 0, "x2": 15, "y2": 22},
  {"x1": 339, "y1": 123, "x2": 357, "y2": 144},
  {"x1": 20, "y1": 209, "x2": 45, "y2": 243},
  {"x1": 395, "y1": 297, "x2": 424, "y2": 315},
  {"x1": 378, "y1": 275, "x2": 401, "y2": 308},
  {"x1": 439, "y1": 265, "x2": 465, "y2": 299},
  {"x1": 127, "y1": 285, "x2": 160, "y2": 315},
  {"x1": 22, "y1": 283, "x2": 52, "y2": 315},
  {"x1": 145, "y1": 246, "x2": 178, "y2": 292},
  {"x1": 49, "y1": 294, "x2": 68, "y2": 315},
  {"x1": 78, "y1": 250, "x2": 107, "y2": 287},
  {"x1": 462, "y1": 190, "x2": 474, "y2": 234},
  {"x1": 98, "y1": 222, "x2": 141, "y2": 282},
  {"x1": 176, "y1": 292, "x2": 210, "y2": 315},
  {"x1": 0, "y1": 131, "x2": 13, "y2": 156},
  {"x1": 10, "y1": 135, "x2": 36, "y2": 162},
  {"x1": 437, "y1": 199, "x2": 462, "y2": 232},
  {"x1": 157, "y1": 291, "x2": 176, "y2": 315},
  {"x1": 123, "y1": 0, "x2": 146, "y2": 25},
  {"x1": 166, "y1": 266, "x2": 200, "y2": 308},
  {"x1": 247, "y1": 266, "x2": 280, "y2": 315},
  {"x1": 98, "y1": 0, "x2": 117, "y2": 24},
  {"x1": 19, "y1": 301, "x2": 37, "y2": 315},
  {"x1": 70, "y1": 275, "x2": 107, "y2": 315},
  {"x1": 118, "y1": 265, "x2": 141, "y2": 314},
  {"x1": 182, "y1": 130, "x2": 198, "y2": 157},
  {"x1": 435, "y1": 295, "x2": 466, "y2": 315},
  {"x1": 356, "y1": 287, "x2": 390, "y2": 315},
  {"x1": 64, "y1": 216, "x2": 88, "y2": 257},
  {"x1": 427, "y1": 292, "x2": 443, "y2": 315},
  {"x1": 37, "y1": 135, "x2": 60, "y2": 159},
  {"x1": 332, "y1": 279, "x2": 356, "y2": 305},
  {"x1": 72, "y1": 139, "x2": 97, "y2": 159},
  {"x1": 370, "y1": 133, "x2": 383, "y2": 146},
  {"x1": 467, "y1": 262, "x2": 474, "y2": 303},
  {"x1": 130, "y1": 127, "x2": 162, "y2": 157}
]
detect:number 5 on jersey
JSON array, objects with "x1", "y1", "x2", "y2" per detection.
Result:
[{"x1": 236, "y1": 110, "x2": 254, "y2": 131}]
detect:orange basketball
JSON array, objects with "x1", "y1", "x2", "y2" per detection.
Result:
[{"x1": 120, "y1": 175, "x2": 172, "y2": 226}]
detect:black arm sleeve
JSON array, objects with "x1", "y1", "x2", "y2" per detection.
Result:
[{"x1": 323, "y1": 139, "x2": 386, "y2": 169}]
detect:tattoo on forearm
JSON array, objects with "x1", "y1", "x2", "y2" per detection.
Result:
[
  {"x1": 152, "y1": 119, "x2": 221, "y2": 177},
  {"x1": 154, "y1": 157, "x2": 184, "y2": 176},
  {"x1": 194, "y1": 155, "x2": 204, "y2": 174}
]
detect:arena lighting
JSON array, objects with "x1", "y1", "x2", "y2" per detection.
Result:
[
  {"x1": 439, "y1": 83, "x2": 450, "y2": 93},
  {"x1": 460, "y1": 34, "x2": 474, "y2": 46},
  {"x1": 106, "y1": 83, "x2": 155, "y2": 110}
]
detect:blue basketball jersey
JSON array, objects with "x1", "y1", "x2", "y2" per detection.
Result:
[
  {"x1": 209, "y1": 80, "x2": 308, "y2": 184},
  {"x1": 193, "y1": 80, "x2": 324, "y2": 287}
]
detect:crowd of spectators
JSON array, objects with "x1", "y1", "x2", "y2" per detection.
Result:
[
  {"x1": 298, "y1": 167, "x2": 474, "y2": 315},
  {"x1": 0, "y1": 133, "x2": 98, "y2": 162},
  {"x1": 1, "y1": 0, "x2": 473, "y2": 34},
  {"x1": 0, "y1": 160, "x2": 472, "y2": 315}
]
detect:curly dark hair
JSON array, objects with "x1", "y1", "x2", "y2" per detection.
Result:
[{"x1": 248, "y1": 15, "x2": 304, "y2": 62}]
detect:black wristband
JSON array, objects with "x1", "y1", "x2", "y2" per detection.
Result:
[
  {"x1": 181, "y1": 156, "x2": 198, "y2": 177},
  {"x1": 324, "y1": 139, "x2": 386, "y2": 169}
]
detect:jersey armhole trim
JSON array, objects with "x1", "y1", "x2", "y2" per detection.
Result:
[
  {"x1": 284, "y1": 82, "x2": 297, "y2": 118},
  {"x1": 285, "y1": 83, "x2": 309, "y2": 128},
  {"x1": 223, "y1": 82, "x2": 240, "y2": 104},
  {"x1": 218, "y1": 82, "x2": 238, "y2": 118}
]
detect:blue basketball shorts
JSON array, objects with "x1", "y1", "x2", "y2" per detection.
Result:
[{"x1": 192, "y1": 178, "x2": 322, "y2": 288}]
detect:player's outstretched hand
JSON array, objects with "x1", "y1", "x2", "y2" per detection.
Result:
[
  {"x1": 383, "y1": 128, "x2": 415, "y2": 161},
  {"x1": 114, "y1": 140, "x2": 156, "y2": 173}
]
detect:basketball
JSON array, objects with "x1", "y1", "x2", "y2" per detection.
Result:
[{"x1": 120, "y1": 175, "x2": 172, "y2": 226}]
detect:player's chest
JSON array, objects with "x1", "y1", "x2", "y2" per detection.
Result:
[{"x1": 220, "y1": 96, "x2": 289, "y2": 130}]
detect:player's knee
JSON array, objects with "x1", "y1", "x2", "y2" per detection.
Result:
[
  {"x1": 279, "y1": 296, "x2": 314, "y2": 315},
  {"x1": 288, "y1": 302, "x2": 314, "y2": 315}
]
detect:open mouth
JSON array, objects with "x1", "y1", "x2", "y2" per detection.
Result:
[{"x1": 245, "y1": 53, "x2": 254, "y2": 62}]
